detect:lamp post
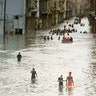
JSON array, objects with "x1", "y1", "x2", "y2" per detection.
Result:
[
  {"x1": 3, "y1": 0, "x2": 6, "y2": 42},
  {"x1": 95, "y1": 0, "x2": 96, "y2": 33}
]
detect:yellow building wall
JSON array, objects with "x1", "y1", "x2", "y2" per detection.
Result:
[{"x1": 63, "y1": 0, "x2": 66, "y2": 19}]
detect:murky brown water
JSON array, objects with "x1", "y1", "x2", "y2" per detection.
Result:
[{"x1": 0, "y1": 17, "x2": 96, "y2": 96}]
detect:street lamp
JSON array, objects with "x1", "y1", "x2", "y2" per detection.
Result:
[{"x1": 3, "y1": 0, "x2": 6, "y2": 42}]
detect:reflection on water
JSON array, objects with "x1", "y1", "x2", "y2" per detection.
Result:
[{"x1": 0, "y1": 18, "x2": 96, "y2": 96}]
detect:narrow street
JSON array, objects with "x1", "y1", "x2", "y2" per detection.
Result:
[{"x1": 0, "y1": 17, "x2": 96, "y2": 96}]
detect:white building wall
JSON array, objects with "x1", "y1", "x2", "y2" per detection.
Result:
[
  {"x1": 0, "y1": 0, "x2": 3, "y2": 19},
  {"x1": 0, "y1": 21, "x2": 3, "y2": 34},
  {"x1": 0, "y1": 0, "x2": 3, "y2": 34},
  {"x1": 6, "y1": 0, "x2": 24, "y2": 20},
  {"x1": 0, "y1": 0, "x2": 25, "y2": 34},
  {"x1": 13, "y1": 16, "x2": 24, "y2": 31}
]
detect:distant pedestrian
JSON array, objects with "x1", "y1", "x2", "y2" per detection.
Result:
[
  {"x1": 58, "y1": 36, "x2": 60, "y2": 40},
  {"x1": 58, "y1": 75, "x2": 64, "y2": 87},
  {"x1": 44, "y1": 36, "x2": 46, "y2": 40},
  {"x1": 47, "y1": 36, "x2": 50, "y2": 40},
  {"x1": 17, "y1": 52, "x2": 22, "y2": 62},
  {"x1": 51, "y1": 35, "x2": 53, "y2": 40}
]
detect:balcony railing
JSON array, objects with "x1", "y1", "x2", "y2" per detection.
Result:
[
  {"x1": 27, "y1": 6, "x2": 37, "y2": 14},
  {"x1": 26, "y1": 7, "x2": 37, "y2": 17},
  {"x1": 59, "y1": 8, "x2": 64, "y2": 13},
  {"x1": 51, "y1": 7, "x2": 60, "y2": 12},
  {"x1": 40, "y1": 8, "x2": 48, "y2": 15}
]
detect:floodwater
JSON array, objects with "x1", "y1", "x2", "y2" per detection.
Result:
[{"x1": 0, "y1": 17, "x2": 96, "y2": 96}]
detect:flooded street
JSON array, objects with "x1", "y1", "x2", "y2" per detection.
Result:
[{"x1": 0, "y1": 17, "x2": 96, "y2": 96}]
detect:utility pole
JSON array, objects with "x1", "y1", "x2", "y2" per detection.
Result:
[
  {"x1": 3, "y1": 0, "x2": 6, "y2": 42},
  {"x1": 95, "y1": 0, "x2": 96, "y2": 33}
]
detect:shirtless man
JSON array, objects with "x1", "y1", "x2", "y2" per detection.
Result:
[{"x1": 66, "y1": 72, "x2": 74, "y2": 87}]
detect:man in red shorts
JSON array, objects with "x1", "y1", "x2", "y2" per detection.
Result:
[{"x1": 66, "y1": 72, "x2": 74, "y2": 87}]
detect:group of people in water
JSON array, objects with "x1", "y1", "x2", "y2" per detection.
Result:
[
  {"x1": 16, "y1": 52, "x2": 74, "y2": 89},
  {"x1": 43, "y1": 17, "x2": 87, "y2": 43},
  {"x1": 62, "y1": 33, "x2": 73, "y2": 42},
  {"x1": 15, "y1": 17, "x2": 90, "y2": 93},
  {"x1": 43, "y1": 20, "x2": 76, "y2": 42},
  {"x1": 16, "y1": 52, "x2": 74, "y2": 91},
  {"x1": 30, "y1": 67, "x2": 74, "y2": 89},
  {"x1": 16, "y1": 52, "x2": 37, "y2": 80},
  {"x1": 43, "y1": 35, "x2": 53, "y2": 41},
  {"x1": 43, "y1": 29, "x2": 73, "y2": 42},
  {"x1": 58, "y1": 72, "x2": 74, "y2": 89}
]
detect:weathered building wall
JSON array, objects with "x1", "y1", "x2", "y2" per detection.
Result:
[
  {"x1": 89, "y1": 0, "x2": 96, "y2": 33},
  {"x1": 0, "y1": 0, "x2": 25, "y2": 35}
]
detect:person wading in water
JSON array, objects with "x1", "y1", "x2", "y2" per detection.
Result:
[
  {"x1": 58, "y1": 75, "x2": 66, "y2": 89},
  {"x1": 66, "y1": 72, "x2": 74, "y2": 87},
  {"x1": 17, "y1": 52, "x2": 22, "y2": 62},
  {"x1": 30, "y1": 68, "x2": 37, "y2": 83}
]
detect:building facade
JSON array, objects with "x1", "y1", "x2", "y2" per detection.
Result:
[
  {"x1": 89, "y1": 0, "x2": 96, "y2": 33},
  {"x1": 64, "y1": 0, "x2": 78, "y2": 19},
  {"x1": 25, "y1": 0, "x2": 69, "y2": 30},
  {"x1": 66, "y1": 0, "x2": 74, "y2": 19},
  {"x1": 25, "y1": 0, "x2": 39, "y2": 33},
  {"x1": 39, "y1": 0, "x2": 52, "y2": 28},
  {"x1": 25, "y1": 0, "x2": 65, "y2": 30},
  {"x1": 0, "y1": 0, "x2": 25, "y2": 35},
  {"x1": 72, "y1": 0, "x2": 78, "y2": 16},
  {"x1": 0, "y1": 0, "x2": 79, "y2": 35}
]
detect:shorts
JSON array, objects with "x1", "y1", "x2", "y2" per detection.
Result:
[{"x1": 67, "y1": 82, "x2": 72, "y2": 87}]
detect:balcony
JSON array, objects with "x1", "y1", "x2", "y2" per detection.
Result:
[
  {"x1": 59, "y1": 8, "x2": 64, "y2": 13},
  {"x1": 51, "y1": 7, "x2": 60, "y2": 12},
  {"x1": 90, "y1": 11, "x2": 95, "y2": 17},
  {"x1": 40, "y1": 8, "x2": 48, "y2": 15},
  {"x1": 59, "y1": 0, "x2": 64, "y2": 3},
  {"x1": 26, "y1": 7, "x2": 37, "y2": 17},
  {"x1": 56, "y1": 7, "x2": 60, "y2": 11},
  {"x1": 27, "y1": 6, "x2": 37, "y2": 14}
]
